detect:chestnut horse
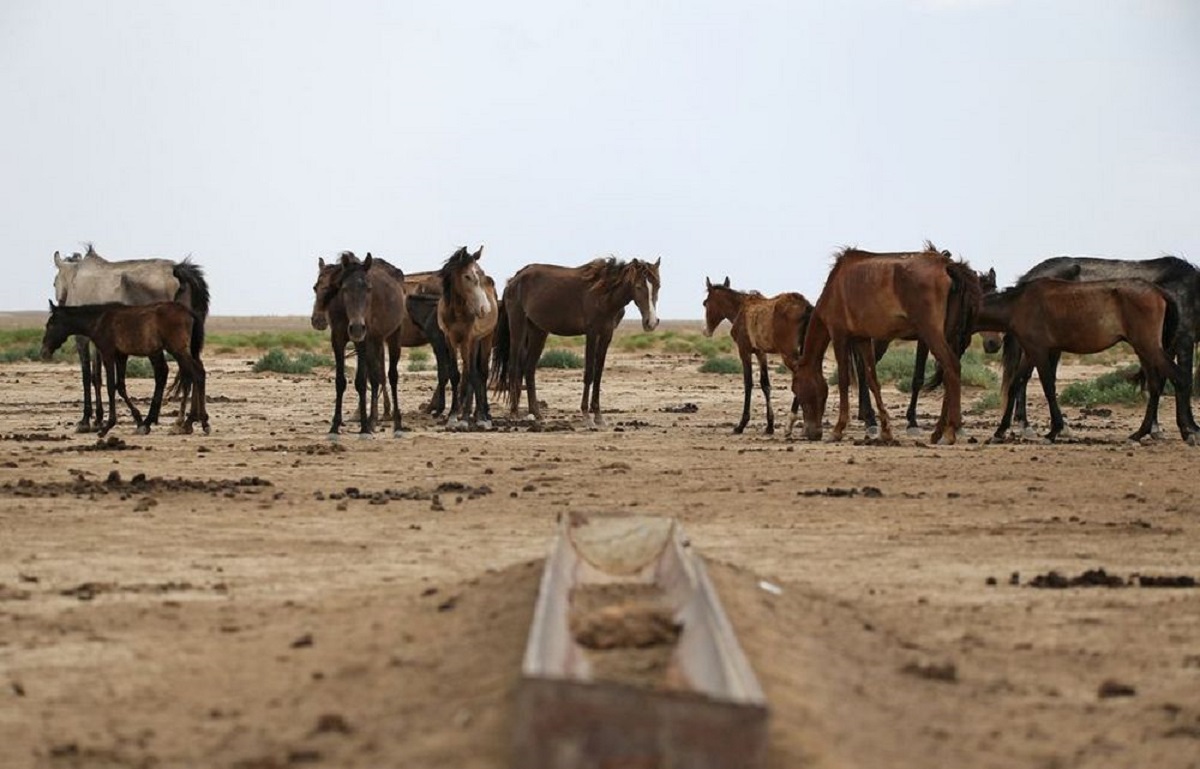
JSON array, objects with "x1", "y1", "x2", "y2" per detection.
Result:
[
  {"x1": 976, "y1": 278, "x2": 1195, "y2": 443},
  {"x1": 491, "y1": 257, "x2": 661, "y2": 429},
  {"x1": 791, "y1": 246, "x2": 982, "y2": 444},
  {"x1": 40, "y1": 301, "x2": 208, "y2": 437},
  {"x1": 701, "y1": 277, "x2": 813, "y2": 435},
  {"x1": 438, "y1": 247, "x2": 498, "y2": 430},
  {"x1": 855, "y1": 264, "x2": 996, "y2": 437}
]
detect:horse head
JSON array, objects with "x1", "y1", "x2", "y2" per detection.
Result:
[
  {"x1": 40, "y1": 300, "x2": 72, "y2": 361},
  {"x1": 442, "y1": 246, "x2": 492, "y2": 319},
  {"x1": 630, "y1": 257, "x2": 661, "y2": 332},
  {"x1": 701, "y1": 275, "x2": 733, "y2": 338},
  {"x1": 339, "y1": 254, "x2": 374, "y2": 343},
  {"x1": 310, "y1": 256, "x2": 342, "y2": 331}
]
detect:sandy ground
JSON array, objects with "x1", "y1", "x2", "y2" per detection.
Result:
[{"x1": 1, "y1": 325, "x2": 1198, "y2": 769}]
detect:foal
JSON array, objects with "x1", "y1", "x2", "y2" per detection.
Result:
[
  {"x1": 977, "y1": 278, "x2": 1195, "y2": 443},
  {"x1": 702, "y1": 277, "x2": 813, "y2": 435},
  {"x1": 40, "y1": 301, "x2": 209, "y2": 437},
  {"x1": 438, "y1": 247, "x2": 499, "y2": 430}
]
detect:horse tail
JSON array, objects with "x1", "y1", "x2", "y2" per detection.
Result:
[
  {"x1": 925, "y1": 261, "x2": 983, "y2": 392},
  {"x1": 1157, "y1": 292, "x2": 1186, "y2": 390},
  {"x1": 489, "y1": 299, "x2": 510, "y2": 394},
  {"x1": 165, "y1": 307, "x2": 207, "y2": 401},
  {"x1": 173, "y1": 259, "x2": 211, "y2": 320}
]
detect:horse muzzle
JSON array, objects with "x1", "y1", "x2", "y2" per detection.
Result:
[
  {"x1": 311, "y1": 314, "x2": 328, "y2": 332},
  {"x1": 642, "y1": 318, "x2": 660, "y2": 332},
  {"x1": 39, "y1": 345, "x2": 54, "y2": 362},
  {"x1": 348, "y1": 323, "x2": 367, "y2": 342}
]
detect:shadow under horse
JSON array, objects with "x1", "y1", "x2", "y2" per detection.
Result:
[{"x1": 491, "y1": 256, "x2": 661, "y2": 429}]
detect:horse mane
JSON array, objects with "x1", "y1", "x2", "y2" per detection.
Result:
[
  {"x1": 338, "y1": 251, "x2": 360, "y2": 267},
  {"x1": 580, "y1": 257, "x2": 629, "y2": 294},
  {"x1": 439, "y1": 247, "x2": 475, "y2": 298}
]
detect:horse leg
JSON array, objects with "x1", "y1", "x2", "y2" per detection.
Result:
[
  {"x1": 921, "y1": 331, "x2": 962, "y2": 445},
  {"x1": 328, "y1": 340, "x2": 347, "y2": 437},
  {"x1": 852, "y1": 345, "x2": 878, "y2": 437},
  {"x1": 734, "y1": 346, "x2": 753, "y2": 434},
  {"x1": 590, "y1": 333, "x2": 613, "y2": 427},
  {"x1": 830, "y1": 337, "x2": 853, "y2": 442},
  {"x1": 193, "y1": 357, "x2": 209, "y2": 435},
  {"x1": 354, "y1": 348, "x2": 373, "y2": 436},
  {"x1": 581, "y1": 334, "x2": 597, "y2": 429},
  {"x1": 99, "y1": 358, "x2": 119, "y2": 438},
  {"x1": 905, "y1": 340, "x2": 929, "y2": 436},
  {"x1": 1035, "y1": 358, "x2": 1065, "y2": 442},
  {"x1": 991, "y1": 354, "x2": 1034, "y2": 442},
  {"x1": 758, "y1": 352, "x2": 775, "y2": 435},
  {"x1": 114, "y1": 354, "x2": 146, "y2": 433},
  {"x1": 523, "y1": 327, "x2": 549, "y2": 422},
  {"x1": 74, "y1": 336, "x2": 94, "y2": 432},
  {"x1": 472, "y1": 341, "x2": 492, "y2": 429},
  {"x1": 141, "y1": 353, "x2": 169, "y2": 433},
  {"x1": 448, "y1": 341, "x2": 472, "y2": 430},
  {"x1": 389, "y1": 337, "x2": 403, "y2": 436},
  {"x1": 855, "y1": 338, "x2": 893, "y2": 443},
  {"x1": 1130, "y1": 358, "x2": 1163, "y2": 442}
]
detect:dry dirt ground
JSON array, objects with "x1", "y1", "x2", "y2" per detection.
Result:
[{"x1": 1, "y1": 319, "x2": 1198, "y2": 769}]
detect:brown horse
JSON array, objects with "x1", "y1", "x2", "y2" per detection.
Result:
[
  {"x1": 40, "y1": 301, "x2": 208, "y2": 437},
  {"x1": 791, "y1": 246, "x2": 981, "y2": 444},
  {"x1": 438, "y1": 246, "x2": 498, "y2": 430},
  {"x1": 976, "y1": 278, "x2": 1195, "y2": 443},
  {"x1": 491, "y1": 257, "x2": 661, "y2": 429},
  {"x1": 702, "y1": 277, "x2": 813, "y2": 435},
  {"x1": 320, "y1": 253, "x2": 408, "y2": 437}
]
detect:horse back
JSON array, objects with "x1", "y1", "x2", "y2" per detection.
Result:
[
  {"x1": 819, "y1": 255, "x2": 950, "y2": 339},
  {"x1": 504, "y1": 264, "x2": 593, "y2": 336}
]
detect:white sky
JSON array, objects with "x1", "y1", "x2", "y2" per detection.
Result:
[{"x1": 2, "y1": 0, "x2": 1197, "y2": 318}]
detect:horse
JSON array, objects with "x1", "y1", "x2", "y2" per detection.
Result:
[
  {"x1": 491, "y1": 256, "x2": 661, "y2": 429},
  {"x1": 790, "y1": 246, "x2": 982, "y2": 444},
  {"x1": 40, "y1": 301, "x2": 209, "y2": 437},
  {"x1": 52, "y1": 244, "x2": 210, "y2": 432},
  {"x1": 319, "y1": 253, "x2": 407, "y2": 437},
  {"x1": 701, "y1": 277, "x2": 813, "y2": 435},
  {"x1": 310, "y1": 258, "x2": 458, "y2": 418},
  {"x1": 1000, "y1": 255, "x2": 1200, "y2": 438},
  {"x1": 854, "y1": 263, "x2": 997, "y2": 437},
  {"x1": 438, "y1": 246, "x2": 498, "y2": 430},
  {"x1": 975, "y1": 278, "x2": 1195, "y2": 443}
]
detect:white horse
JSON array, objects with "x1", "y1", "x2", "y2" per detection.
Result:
[{"x1": 52, "y1": 244, "x2": 210, "y2": 432}]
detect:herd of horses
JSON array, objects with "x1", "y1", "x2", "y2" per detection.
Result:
[{"x1": 36, "y1": 242, "x2": 1200, "y2": 446}]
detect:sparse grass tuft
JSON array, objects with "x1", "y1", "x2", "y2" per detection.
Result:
[
  {"x1": 123, "y1": 358, "x2": 154, "y2": 379},
  {"x1": 407, "y1": 349, "x2": 431, "y2": 372},
  {"x1": 968, "y1": 390, "x2": 1001, "y2": 415},
  {"x1": 208, "y1": 331, "x2": 327, "y2": 351},
  {"x1": 253, "y1": 348, "x2": 333, "y2": 374},
  {"x1": 539, "y1": 349, "x2": 584, "y2": 369},
  {"x1": 699, "y1": 355, "x2": 742, "y2": 374},
  {"x1": 1059, "y1": 366, "x2": 1143, "y2": 406}
]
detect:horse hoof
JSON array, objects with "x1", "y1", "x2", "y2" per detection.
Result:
[
  {"x1": 732, "y1": 426, "x2": 745, "y2": 435},
  {"x1": 905, "y1": 426, "x2": 922, "y2": 438},
  {"x1": 865, "y1": 426, "x2": 881, "y2": 440},
  {"x1": 392, "y1": 429, "x2": 406, "y2": 439},
  {"x1": 202, "y1": 424, "x2": 211, "y2": 435},
  {"x1": 1186, "y1": 433, "x2": 1199, "y2": 447},
  {"x1": 74, "y1": 422, "x2": 94, "y2": 434},
  {"x1": 477, "y1": 419, "x2": 494, "y2": 432},
  {"x1": 357, "y1": 432, "x2": 375, "y2": 440},
  {"x1": 326, "y1": 432, "x2": 340, "y2": 442},
  {"x1": 135, "y1": 425, "x2": 150, "y2": 436},
  {"x1": 1021, "y1": 428, "x2": 1038, "y2": 441},
  {"x1": 1058, "y1": 425, "x2": 1075, "y2": 440}
]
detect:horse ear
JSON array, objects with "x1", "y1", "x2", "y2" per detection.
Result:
[
  {"x1": 363, "y1": 253, "x2": 374, "y2": 270},
  {"x1": 318, "y1": 257, "x2": 326, "y2": 269},
  {"x1": 705, "y1": 277, "x2": 712, "y2": 289},
  {"x1": 723, "y1": 276, "x2": 730, "y2": 288},
  {"x1": 48, "y1": 299, "x2": 56, "y2": 311},
  {"x1": 987, "y1": 268, "x2": 996, "y2": 281},
  {"x1": 653, "y1": 257, "x2": 661, "y2": 268},
  {"x1": 473, "y1": 246, "x2": 484, "y2": 261},
  {"x1": 53, "y1": 251, "x2": 62, "y2": 267}
]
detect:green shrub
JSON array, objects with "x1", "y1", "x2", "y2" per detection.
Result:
[
  {"x1": 616, "y1": 332, "x2": 658, "y2": 352},
  {"x1": 1059, "y1": 366, "x2": 1143, "y2": 406},
  {"x1": 253, "y1": 348, "x2": 333, "y2": 374},
  {"x1": 699, "y1": 355, "x2": 742, "y2": 374},
  {"x1": 539, "y1": 349, "x2": 584, "y2": 369},
  {"x1": 123, "y1": 358, "x2": 154, "y2": 379},
  {"x1": 407, "y1": 349, "x2": 431, "y2": 372},
  {"x1": 207, "y1": 331, "x2": 326, "y2": 351},
  {"x1": 967, "y1": 390, "x2": 1001, "y2": 415},
  {"x1": 547, "y1": 334, "x2": 585, "y2": 348}
]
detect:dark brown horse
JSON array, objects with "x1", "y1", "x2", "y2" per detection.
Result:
[
  {"x1": 976, "y1": 278, "x2": 1195, "y2": 443},
  {"x1": 491, "y1": 257, "x2": 661, "y2": 429},
  {"x1": 318, "y1": 253, "x2": 407, "y2": 437},
  {"x1": 40, "y1": 301, "x2": 208, "y2": 437},
  {"x1": 702, "y1": 277, "x2": 812, "y2": 436},
  {"x1": 438, "y1": 247, "x2": 498, "y2": 430},
  {"x1": 791, "y1": 247, "x2": 981, "y2": 444},
  {"x1": 311, "y1": 258, "x2": 458, "y2": 417}
]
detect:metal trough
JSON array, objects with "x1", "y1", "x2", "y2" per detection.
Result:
[{"x1": 514, "y1": 511, "x2": 769, "y2": 769}]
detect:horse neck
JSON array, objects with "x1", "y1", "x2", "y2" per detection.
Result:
[
  {"x1": 797, "y1": 312, "x2": 831, "y2": 369},
  {"x1": 54, "y1": 307, "x2": 106, "y2": 339},
  {"x1": 711, "y1": 289, "x2": 746, "y2": 322},
  {"x1": 976, "y1": 292, "x2": 1016, "y2": 332}
]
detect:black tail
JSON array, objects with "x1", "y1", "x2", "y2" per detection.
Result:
[
  {"x1": 489, "y1": 299, "x2": 511, "y2": 395},
  {"x1": 173, "y1": 259, "x2": 210, "y2": 320},
  {"x1": 925, "y1": 261, "x2": 983, "y2": 392}
]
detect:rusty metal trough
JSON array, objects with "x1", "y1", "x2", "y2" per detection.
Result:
[{"x1": 514, "y1": 512, "x2": 769, "y2": 769}]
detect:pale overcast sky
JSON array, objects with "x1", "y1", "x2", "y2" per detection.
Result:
[{"x1": 2, "y1": 1, "x2": 1197, "y2": 318}]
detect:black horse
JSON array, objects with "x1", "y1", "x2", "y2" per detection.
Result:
[{"x1": 404, "y1": 292, "x2": 460, "y2": 416}]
